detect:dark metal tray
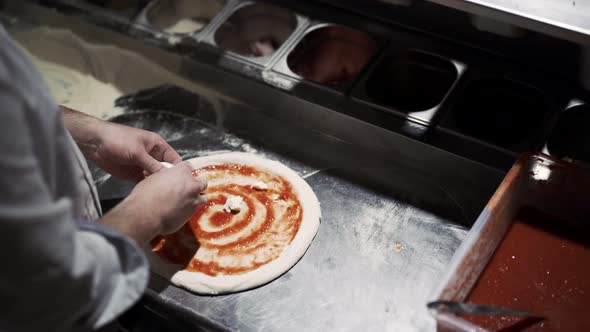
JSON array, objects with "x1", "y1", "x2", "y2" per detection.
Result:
[{"x1": 430, "y1": 153, "x2": 590, "y2": 331}]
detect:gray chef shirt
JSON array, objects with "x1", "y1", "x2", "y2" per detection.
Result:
[{"x1": 0, "y1": 25, "x2": 148, "y2": 331}]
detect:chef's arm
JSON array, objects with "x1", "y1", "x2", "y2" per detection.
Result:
[
  {"x1": 0, "y1": 96, "x2": 207, "y2": 331},
  {"x1": 0, "y1": 91, "x2": 151, "y2": 331},
  {"x1": 60, "y1": 105, "x2": 209, "y2": 241}
]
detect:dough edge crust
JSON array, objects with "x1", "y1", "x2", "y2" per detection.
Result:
[{"x1": 146, "y1": 152, "x2": 321, "y2": 294}]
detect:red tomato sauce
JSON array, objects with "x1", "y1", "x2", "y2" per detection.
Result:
[{"x1": 152, "y1": 164, "x2": 304, "y2": 276}]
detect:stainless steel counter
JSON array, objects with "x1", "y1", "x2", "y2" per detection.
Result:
[
  {"x1": 427, "y1": 0, "x2": 590, "y2": 44},
  {"x1": 94, "y1": 105, "x2": 469, "y2": 332},
  {"x1": 145, "y1": 166, "x2": 467, "y2": 331}
]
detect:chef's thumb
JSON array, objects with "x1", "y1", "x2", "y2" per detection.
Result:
[{"x1": 137, "y1": 151, "x2": 164, "y2": 175}]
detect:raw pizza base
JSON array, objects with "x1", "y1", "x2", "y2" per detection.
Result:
[{"x1": 146, "y1": 152, "x2": 321, "y2": 294}]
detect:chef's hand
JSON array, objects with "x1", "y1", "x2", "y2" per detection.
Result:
[
  {"x1": 92, "y1": 121, "x2": 181, "y2": 182},
  {"x1": 62, "y1": 107, "x2": 207, "y2": 243},
  {"x1": 62, "y1": 106, "x2": 181, "y2": 182},
  {"x1": 100, "y1": 162, "x2": 208, "y2": 244}
]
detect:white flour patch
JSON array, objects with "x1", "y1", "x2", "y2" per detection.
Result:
[
  {"x1": 221, "y1": 134, "x2": 259, "y2": 154},
  {"x1": 158, "y1": 129, "x2": 185, "y2": 142},
  {"x1": 197, "y1": 128, "x2": 212, "y2": 135},
  {"x1": 352, "y1": 198, "x2": 403, "y2": 271},
  {"x1": 11, "y1": 26, "x2": 220, "y2": 120},
  {"x1": 193, "y1": 149, "x2": 233, "y2": 157},
  {"x1": 175, "y1": 149, "x2": 199, "y2": 159}
]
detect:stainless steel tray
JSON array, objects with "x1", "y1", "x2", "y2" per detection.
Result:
[
  {"x1": 132, "y1": 0, "x2": 230, "y2": 43},
  {"x1": 199, "y1": 0, "x2": 310, "y2": 68}
]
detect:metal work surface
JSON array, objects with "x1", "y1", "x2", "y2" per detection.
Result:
[
  {"x1": 427, "y1": 0, "x2": 590, "y2": 44},
  {"x1": 87, "y1": 83, "x2": 473, "y2": 332},
  {"x1": 146, "y1": 169, "x2": 466, "y2": 331},
  {"x1": 93, "y1": 103, "x2": 468, "y2": 332}
]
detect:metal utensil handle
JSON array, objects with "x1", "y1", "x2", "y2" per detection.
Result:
[{"x1": 427, "y1": 300, "x2": 533, "y2": 317}]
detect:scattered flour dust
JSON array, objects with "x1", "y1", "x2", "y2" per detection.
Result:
[
  {"x1": 10, "y1": 26, "x2": 217, "y2": 120},
  {"x1": 221, "y1": 134, "x2": 259, "y2": 154}
]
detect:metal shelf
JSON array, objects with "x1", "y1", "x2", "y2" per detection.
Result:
[{"x1": 427, "y1": 0, "x2": 590, "y2": 45}]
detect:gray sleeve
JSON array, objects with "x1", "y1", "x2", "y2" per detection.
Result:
[{"x1": 0, "y1": 88, "x2": 149, "y2": 331}]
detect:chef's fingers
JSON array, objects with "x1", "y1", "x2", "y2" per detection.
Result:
[
  {"x1": 189, "y1": 175, "x2": 208, "y2": 197},
  {"x1": 194, "y1": 194, "x2": 209, "y2": 207},
  {"x1": 161, "y1": 145, "x2": 182, "y2": 165},
  {"x1": 136, "y1": 150, "x2": 163, "y2": 175},
  {"x1": 139, "y1": 139, "x2": 181, "y2": 176},
  {"x1": 147, "y1": 136, "x2": 182, "y2": 165}
]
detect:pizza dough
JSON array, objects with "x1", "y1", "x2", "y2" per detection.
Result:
[{"x1": 147, "y1": 152, "x2": 321, "y2": 294}]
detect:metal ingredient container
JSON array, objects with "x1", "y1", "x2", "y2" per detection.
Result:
[
  {"x1": 545, "y1": 103, "x2": 590, "y2": 164},
  {"x1": 285, "y1": 24, "x2": 378, "y2": 85},
  {"x1": 362, "y1": 48, "x2": 461, "y2": 125},
  {"x1": 141, "y1": 0, "x2": 226, "y2": 35},
  {"x1": 445, "y1": 77, "x2": 548, "y2": 151},
  {"x1": 212, "y1": 2, "x2": 299, "y2": 59}
]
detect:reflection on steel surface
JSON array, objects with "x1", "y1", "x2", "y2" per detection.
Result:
[
  {"x1": 365, "y1": 49, "x2": 457, "y2": 113},
  {"x1": 214, "y1": 3, "x2": 297, "y2": 58},
  {"x1": 146, "y1": 0, "x2": 225, "y2": 34},
  {"x1": 287, "y1": 25, "x2": 377, "y2": 85},
  {"x1": 546, "y1": 104, "x2": 590, "y2": 164}
]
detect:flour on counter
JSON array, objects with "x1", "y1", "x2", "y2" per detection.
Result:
[
  {"x1": 197, "y1": 128, "x2": 212, "y2": 135},
  {"x1": 221, "y1": 134, "x2": 259, "y2": 154},
  {"x1": 193, "y1": 149, "x2": 233, "y2": 157},
  {"x1": 10, "y1": 26, "x2": 219, "y2": 120}
]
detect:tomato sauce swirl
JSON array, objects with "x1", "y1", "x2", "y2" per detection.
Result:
[{"x1": 152, "y1": 164, "x2": 303, "y2": 276}]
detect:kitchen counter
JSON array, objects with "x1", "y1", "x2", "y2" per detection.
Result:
[{"x1": 94, "y1": 101, "x2": 469, "y2": 331}]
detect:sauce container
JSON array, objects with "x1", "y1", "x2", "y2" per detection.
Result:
[{"x1": 430, "y1": 153, "x2": 590, "y2": 332}]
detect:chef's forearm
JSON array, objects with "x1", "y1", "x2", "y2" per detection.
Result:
[
  {"x1": 61, "y1": 105, "x2": 103, "y2": 159},
  {"x1": 99, "y1": 191, "x2": 161, "y2": 245}
]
